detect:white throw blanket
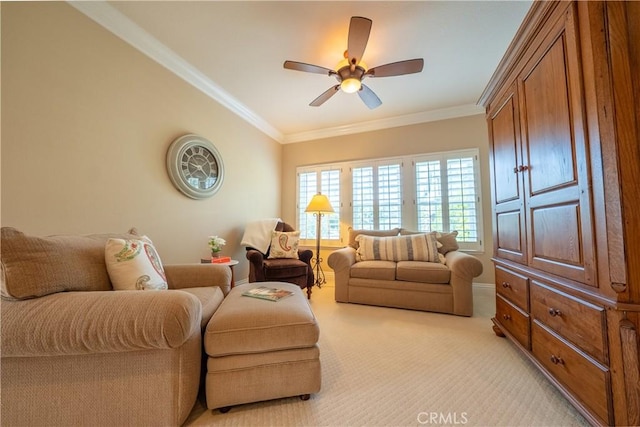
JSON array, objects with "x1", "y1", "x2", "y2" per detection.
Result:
[{"x1": 241, "y1": 218, "x2": 281, "y2": 254}]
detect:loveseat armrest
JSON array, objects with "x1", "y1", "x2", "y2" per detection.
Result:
[
  {"x1": 445, "y1": 251, "x2": 483, "y2": 316},
  {"x1": 1, "y1": 290, "x2": 201, "y2": 358},
  {"x1": 328, "y1": 247, "x2": 357, "y2": 302},
  {"x1": 164, "y1": 263, "x2": 231, "y2": 295}
]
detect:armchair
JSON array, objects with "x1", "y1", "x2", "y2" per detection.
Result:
[{"x1": 245, "y1": 222, "x2": 315, "y2": 298}]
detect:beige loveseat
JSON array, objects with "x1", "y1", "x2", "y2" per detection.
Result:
[
  {"x1": 328, "y1": 228, "x2": 483, "y2": 316},
  {"x1": 0, "y1": 227, "x2": 231, "y2": 427}
]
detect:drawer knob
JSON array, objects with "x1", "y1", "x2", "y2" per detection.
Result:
[
  {"x1": 548, "y1": 308, "x2": 562, "y2": 317},
  {"x1": 550, "y1": 355, "x2": 565, "y2": 365},
  {"x1": 502, "y1": 314, "x2": 512, "y2": 321},
  {"x1": 501, "y1": 281, "x2": 511, "y2": 289}
]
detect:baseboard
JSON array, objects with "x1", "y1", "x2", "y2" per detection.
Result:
[{"x1": 473, "y1": 282, "x2": 495, "y2": 290}]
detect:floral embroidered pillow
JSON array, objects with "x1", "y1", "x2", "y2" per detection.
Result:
[
  {"x1": 268, "y1": 230, "x2": 300, "y2": 259},
  {"x1": 105, "y1": 236, "x2": 168, "y2": 290}
]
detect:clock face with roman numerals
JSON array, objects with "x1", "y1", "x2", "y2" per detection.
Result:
[{"x1": 166, "y1": 135, "x2": 224, "y2": 199}]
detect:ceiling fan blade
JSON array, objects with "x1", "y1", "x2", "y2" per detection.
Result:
[
  {"x1": 310, "y1": 85, "x2": 340, "y2": 107},
  {"x1": 284, "y1": 60, "x2": 335, "y2": 76},
  {"x1": 347, "y1": 16, "x2": 372, "y2": 66},
  {"x1": 358, "y1": 84, "x2": 382, "y2": 109},
  {"x1": 365, "y1": 59, "x2": 424, "y2": 78}
]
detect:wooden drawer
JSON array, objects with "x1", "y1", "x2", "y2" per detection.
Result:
[
  {"x1": 532, "y1": 321, "x2": 611, "y2": 425},
  {"x1": 495, "y1": 266, "x2": 529, "y2": 310},
  {"x1": 530, "y1": 281, "x2": 606, "y2": 363},
  {"x1": 496, "y1": 294, "x2": 530, "y2": 349}
]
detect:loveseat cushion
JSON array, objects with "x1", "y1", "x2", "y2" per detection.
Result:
[
  {"x1": 350, "y1": 260, "x2": 396, "y2": 281},
  {"x1": 396, "y1": 261, "x2": 451, "y2": 284},
  {"x1": 1, "y1": 227, "x2": 137, "y2": 300}
]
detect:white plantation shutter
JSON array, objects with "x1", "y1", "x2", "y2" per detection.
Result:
[
  {"x1": 447, "y1": 157, "x2": 478, "y2": 242},
  {"x1": 298, "y1": 172, "x2": 317, "y2": 239},
  {"x1": 378, "y1": 164, "x2": 402, "y2": 230},
  {"x1": 415, "y1": 160, "x2": 443, "y2": 232},
  {"x1": 352, "y1": 167, "x2": 374, "y2": 229},
  {"x1": 321, "y1": 170, "x2": 340, "y2": 240},
  {"x1": 297, "y1": 168, "x2": 340, "y2": 241},
  {"x1": 352, "y1": 162, "x2": 402, "y2": 230}
]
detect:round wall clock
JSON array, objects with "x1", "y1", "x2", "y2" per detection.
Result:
[{"x1": 166, "y1": 134, "x2": 224, "y2": 199}]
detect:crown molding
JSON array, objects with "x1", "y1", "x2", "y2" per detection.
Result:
[
  {"x1": 282, "y1": 104, "x2": 485, "y2": 144},
  {"x1": 69, "y1": 1, "x2": 284, "y2": 143}
]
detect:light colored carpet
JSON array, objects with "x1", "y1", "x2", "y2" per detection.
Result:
[{"x1": 185, "y1": 282, "x2": 588, "y2": 426}]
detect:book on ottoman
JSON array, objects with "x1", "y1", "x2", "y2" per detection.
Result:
[{"x1": 242, "y1": 286, "x2": 293, "y2": 302}]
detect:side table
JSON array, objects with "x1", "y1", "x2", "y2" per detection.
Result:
[{"x1": 200, "y1": 259, "x2": 239, "y2": 289}]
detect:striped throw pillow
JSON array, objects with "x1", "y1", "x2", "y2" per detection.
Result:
[{"x1": 355, "y1": 233, "x2": 440, "y2": 263}]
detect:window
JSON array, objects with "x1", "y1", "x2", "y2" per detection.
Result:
[
  {"x1": 414, "y1": 152, "x2": 479, "y2": 244},
  {"x1": 297, "y1": 167, "x2": 341, "y2": 243},
  {"x1": 296, "y1": 149, "x2": 483, "y2": 251}
]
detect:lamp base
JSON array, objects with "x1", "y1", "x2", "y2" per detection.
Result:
[{"x1": 311, "y1": 255, "x2": 326, "y2": 288}]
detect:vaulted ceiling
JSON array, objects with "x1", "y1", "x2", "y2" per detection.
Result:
[{"x1": 74, "y1": 1, "x2": 532, "y2": 143}]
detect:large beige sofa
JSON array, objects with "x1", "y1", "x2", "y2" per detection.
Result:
[
  {"x1": 0, "y1": 227, "x2": 231, "y2": 427},
  {"x1": 328, "y1": 228, "x2": 483, "y2": 316}
]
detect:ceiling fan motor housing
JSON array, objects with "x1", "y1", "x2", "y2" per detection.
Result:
[{"x1": 336, "y1": 64, "x2": 366, "y2": 83}]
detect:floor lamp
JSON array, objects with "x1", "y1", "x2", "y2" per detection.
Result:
[{"x1": 305, "y1": 193, "x2": 335, "y2": 288}]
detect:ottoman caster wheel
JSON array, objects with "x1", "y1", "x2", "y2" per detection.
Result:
[
  {"x1": 219, "y1": 406, "x2": 232, "y2": 413},
  {"x1": 300, "y1": 394, "x2": 311, "y2": 401}
]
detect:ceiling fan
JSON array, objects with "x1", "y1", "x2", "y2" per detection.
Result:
[{"x1": 283, "y1": 16, "x2": 424, "y2": 109}]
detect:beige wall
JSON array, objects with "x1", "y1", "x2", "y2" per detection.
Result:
[
  {"x1": 1, "y1": 2, "x2": 282, "y2": 280},
  {"x1": 282, "y1": 115, "x2": 496, "y2": 284}
]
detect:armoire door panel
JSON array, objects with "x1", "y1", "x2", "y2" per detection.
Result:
[
  {"x1": 496, "y1": 209, "x2": 526, "y2": 263},
  {"x1": 531, "y1": 203, "x2": 582, "y2": 265},
  {"x1": 522, "y1": 33, "x2": 578, "y2": 196},
  {"x1": 529, "y1": 202, "x2": 592, "y2": 283},
  {"x1": 491, "y1": 93, "x2": 521, "y2": 204}
]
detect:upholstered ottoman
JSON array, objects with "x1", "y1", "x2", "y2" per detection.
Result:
[{"x1": 204, "y1": 282, "x2": 321, "y2": 411}]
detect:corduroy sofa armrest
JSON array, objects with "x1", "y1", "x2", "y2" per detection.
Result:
[
  {"x1": 0, "y1": 290, "x2": 201, "y2": 357},
  {"x1": 164, "y1": 263, "x2": 231, "y2": 294},
  {"x1": 445, "y1": 250, "x2": 483, "y2": 281},
  {"x1": 328, "y1": 247, "x2": 357, "y2": 303},
  {"x1": 327, "y1": 246, "x2": 357, "y2": 272}
]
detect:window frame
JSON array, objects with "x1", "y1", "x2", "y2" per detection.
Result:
[{"x1": 296, "y1": 148, "x2": 484, "y2": 253}]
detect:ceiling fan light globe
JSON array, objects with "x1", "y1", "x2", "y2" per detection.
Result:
[{"x1": 341, "y1": 78, "x2": 361, "y2": 94}]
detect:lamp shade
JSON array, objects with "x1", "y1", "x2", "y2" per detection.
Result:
[{"x1": 305, "y1": 193, "x2": 335, "y2": 213}]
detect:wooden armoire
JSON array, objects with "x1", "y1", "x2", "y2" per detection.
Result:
[{"x1": 479, "y1": 1, "x2": 639, "y2": 425}]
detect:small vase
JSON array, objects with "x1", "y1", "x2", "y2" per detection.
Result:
[{"x1": 211, "y1": 251, "x2": 221, "y2": 259}]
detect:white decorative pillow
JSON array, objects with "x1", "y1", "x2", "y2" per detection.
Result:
[
  {"x1": 268, "y1": 231, "x2": 300, "y2": 259},
  {"x1": 105, "y1": 236, "x2": 168, "y2": 290},
  {"x1": 355, "y1": 233, "x2": 440, "y2": 263}
]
